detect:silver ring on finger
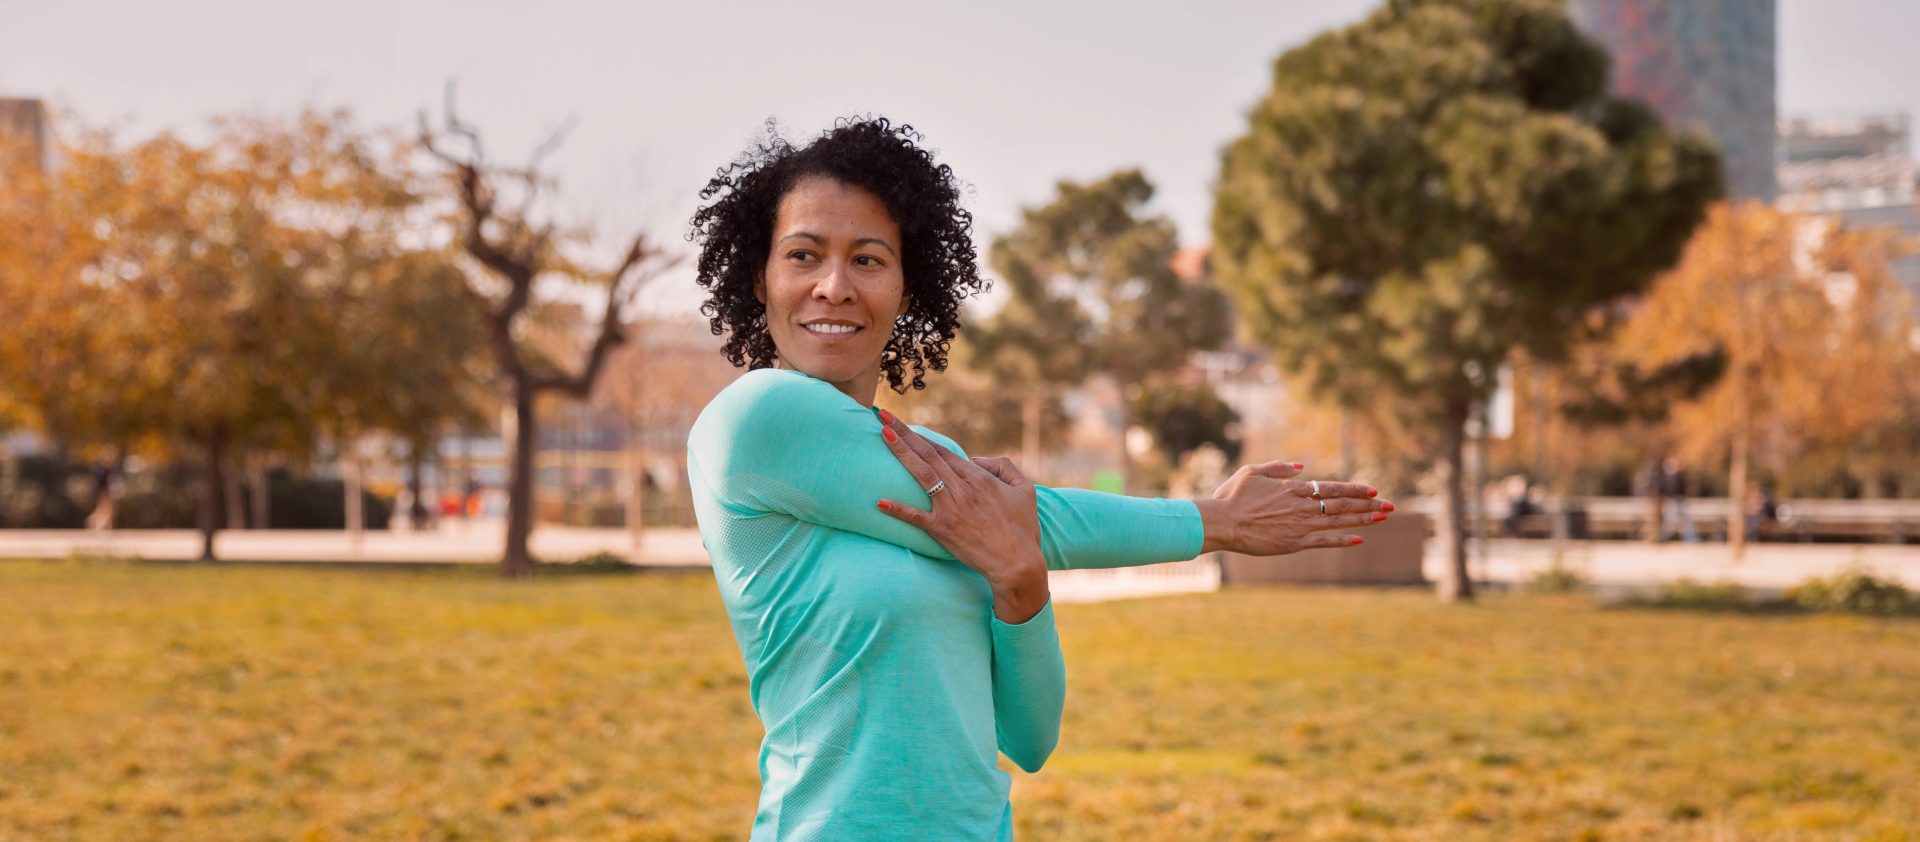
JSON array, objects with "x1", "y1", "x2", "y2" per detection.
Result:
[
  {"x1": 926, "y1": 479, "x2": 947, "y2": 498},
  {"x1": 1317, "y1": 498, "x2": 1328, "y2": 516},
  {"x1": 1310, "y1": 480, "x2": 1324, "y2": 499}
]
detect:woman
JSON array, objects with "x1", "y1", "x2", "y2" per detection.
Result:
[{"x1": 686, "y1": 118, "x2": 1391, "y2": 840}]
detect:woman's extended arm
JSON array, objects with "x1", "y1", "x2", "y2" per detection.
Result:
[{"x1": 688, "y1": 369, "x2": 1201, "y2": 570}]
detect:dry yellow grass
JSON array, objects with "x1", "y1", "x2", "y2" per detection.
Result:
[{"x1": 3, "y1": 559, "x2": 1916, "y2": 841}]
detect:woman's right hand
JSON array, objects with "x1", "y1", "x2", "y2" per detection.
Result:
[
  {"x1": 1195, "y1": 460, "x2": 1394, "y2": 555},
  {"x1": 871, "y1": 408, "x2": 1052, "y2": 624}
]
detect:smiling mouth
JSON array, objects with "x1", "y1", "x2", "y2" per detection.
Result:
[{"x1": 803, "y1": 323, "x2": 862, "y2": 336}]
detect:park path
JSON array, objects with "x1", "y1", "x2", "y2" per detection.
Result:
[
  {"x1": 6, "y1": 520, "x2": 1917, "y2": 600},
  {"x1": 1428, "y1": 536, "x2": 1920, "y2": 595}
]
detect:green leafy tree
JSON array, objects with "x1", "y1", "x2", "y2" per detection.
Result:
[
  {"x1": 1131, "y1": 380, "x2": 1243, "y2": 465},
  {"x1": 1211, "y1": 0, "x2": 1721, "y2": 600},
  {"x1": 982, "y1": 169, "x2": 1230, "y2": 491}
]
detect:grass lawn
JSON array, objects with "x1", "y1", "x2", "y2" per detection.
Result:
[{"x1": 4, "y1": 559, "x2": 1917, "y2": 841}]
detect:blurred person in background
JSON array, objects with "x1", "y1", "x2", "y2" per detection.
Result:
[
  {"x1": 1658, "y1": 455, "x2": 1698, "y2": 543},
  {"x1": 1745, "y1": 481, "x2": 1777, "y2": 542},
  {"x1": 84, "y1": 448, "x2": 122, "y2": 531},
  {"x1": 684, "y1": 117, "x2": 1394, "y2": 841}
]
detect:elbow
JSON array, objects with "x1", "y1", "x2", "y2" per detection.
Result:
[
  {"x1": 1004, "y1": 732, "x2": 1060, "y2": 774},
  {"x1": 1013, "y1": 750, "x2": 1053, "y2": 774}
]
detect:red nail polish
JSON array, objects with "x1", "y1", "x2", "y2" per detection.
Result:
[
  {"x1": 1291, "y1": 462, "x2": 1304, "y2": 469},
  {"x1": 1367, "y1": 488, "x2": 1378, "y2": 498},
  {"x1": 877, "y1": 501, "x2": 890, "y2": 511},
  {"x1": 878, "y1": 408, "x2": 895, "y2": 424},
  {"x1": 1372, "y1": 512, "x2": 1387, "y2": 522},
  {"x1": 883, "y1": 427, "x2": 897, "y2": 443},
  {"x1": 1351, "y1": 536, "x2": 1364, "y2": 545},
  {"x1": 1381, "y1": 502, "x2": 1395, "y2": 513}
]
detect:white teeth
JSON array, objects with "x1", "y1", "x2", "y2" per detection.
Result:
[{"x1": 804, "y1": 323, "x2": 858, "y2": 335}]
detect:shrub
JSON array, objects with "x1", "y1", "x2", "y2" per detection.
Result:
[
  {"x1": 1524, "y1": 561, "x2": 1591, "y2": 594},
  {"x1": 3, "y1": 459, "x2": 392, "y2": 530},
  {"x1": 0, "y1": 455, "x2": 89, "y2": 528},
  {"x1": 1785, "y1": 570, "x2": 1914, "y2": 616},
  {"x1": 562, "y1": 550, "x2": 638, "y2": 574},
  {"x1": 1622, "y1": 578, "x2": 1755, "y2": 611}
]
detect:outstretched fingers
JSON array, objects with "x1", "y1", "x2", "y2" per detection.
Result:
[
  {"x1": 1315, "y1": 510, "x2": 1389, "y2": 530},
  {"x1": 1295, "y1": 480, "x2": 1377, "y2": 499},
  {"x1": 1302, "y1": 532, "x2": 1366, "y2": 548},
  {"x1": 1243, "y1": 460, "x2": 1306, "y2": 479},
  {"x1": 1320, "y1": 497, "x2": 1391, "y2": 516}
]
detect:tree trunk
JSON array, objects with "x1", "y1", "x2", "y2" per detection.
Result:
[
  {"x1": 1727, "y1": 380, "x2": 1751, "y2": 561},
  {"x1": 627, "y1": 431, "x2": 646, "y2": 553},
  {"x1": 1531, "y1": 365, "x2": 1549, "y2": 483},
  {"x1": 198, "y1": 429, "x2": 226, "y2": 561},
  {"x1": 1436, "y1": 401, "x2": 1474, "y2": 602},
  {"x1": 248, "y1": 457, "x2": 270, "y2": 530},
  {"x1": 1646, "y1": 465, "x2": 1665, "y2": 543},
  {"x1": 344, "y1": 447, "x2": 364, "y2": 555},
  {"x1": 1020, "y1": 391, "x2": 1043, "y2": 483},
  {"x1": 502, "y1": 386, "x2": 538, "y2": 578},
  {"x1": 223, "y1": 450, "x2": 246, "y2": 530},
  {"x1": 1115, "y1": 379, "x2": 1136, "y2": 495},
  {"x1": 1338, "y1": 405, "x2": 1357, "y2": 476},
  {"x1": 1473, "y1": 398, "x2": 1491, "y2": 578},
  {"x1": 459, "y1": 426, "x2": 474, "y2": 527},
  {"x1": 407, "y1": 444, "x2": 428, "y2": 531}
]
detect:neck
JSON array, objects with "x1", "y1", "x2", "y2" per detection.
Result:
[{"x1": 774, "y1": 356, "x2": 879, "y2": 408}]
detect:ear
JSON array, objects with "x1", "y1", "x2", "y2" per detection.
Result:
[
  {"x1": 895, "y1": 288, "x2": 910, "y2": 318},
  {"x1": 753, "y1": 270, "x2": 766, "y2": 306}
]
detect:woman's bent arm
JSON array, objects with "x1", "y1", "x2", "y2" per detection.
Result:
[
  {"x1": 990, "y1": 597, "x2": 1066, "y2": 773},
  {"x1": 689, "y1": 369, "x2": 1201, "y2": 569}
]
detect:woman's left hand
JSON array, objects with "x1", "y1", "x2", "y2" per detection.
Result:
[{"x1": 873, "y1": 408, "x2": 1050, "y2": 624}]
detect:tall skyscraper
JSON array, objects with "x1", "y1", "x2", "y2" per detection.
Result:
[
  {"x1": 0, "y1": 98, "x2": 51, "y2": 172},
  {"x1": 1568, "y1": 0, "x2": 1778, "y2": 202}
]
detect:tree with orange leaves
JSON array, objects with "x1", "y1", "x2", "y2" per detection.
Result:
[{"x1": 1617, "y1": 202, "x2": 1918, "y2": 558}]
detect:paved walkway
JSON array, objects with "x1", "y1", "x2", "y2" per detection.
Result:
[
  {"x1": 7, "y1": 524, "x2": 1917, "y2": 597},
  {"x1": 1425, "y1": 537, "x2": 1920, "y2": 594},
  {"x1": 0, "y1": 521, "x2": 709, "y2": 568}
]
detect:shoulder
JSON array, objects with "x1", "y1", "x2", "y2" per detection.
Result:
[
  {"x1": 695, "y1": 369, "x2": 832, "y2": 428},
  {"x1": 690, "y1": 368, "x2": 871, "y2": 454}
]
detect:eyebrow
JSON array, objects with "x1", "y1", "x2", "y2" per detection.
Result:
[{"x1": 778, "y1": 231, "x2": 898, "y2": 258}]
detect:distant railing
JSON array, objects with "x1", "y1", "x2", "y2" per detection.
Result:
[{"x1": 1402, "y1": 497, "x2": 1920, "y2": 543}]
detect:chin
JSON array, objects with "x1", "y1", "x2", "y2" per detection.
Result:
[{"x1": 784, "y1": 355, "x2": 868, "y2": 385}]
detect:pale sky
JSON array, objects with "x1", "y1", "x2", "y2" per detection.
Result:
[{"x1": 3, "y1": 0, "x2": 1914, "y2": 318}]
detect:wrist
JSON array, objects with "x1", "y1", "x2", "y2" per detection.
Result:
[
  {"x1": 1195, "y1": 498, "x2": 1240, "y2": 554},
  {"x1": 989, "y1": 564, "x2": 1051, "y2": 625}
]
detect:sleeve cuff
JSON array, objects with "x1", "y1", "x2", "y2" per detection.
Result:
[{"x1": 990, "y1": 595, "x2": 1058, "y2": 640}]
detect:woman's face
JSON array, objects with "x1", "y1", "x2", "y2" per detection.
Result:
[{"x1": 755, "y1": 176, "x2": 909, "y2": 405}]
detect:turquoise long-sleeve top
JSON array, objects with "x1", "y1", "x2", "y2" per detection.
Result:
[{"x1": 687, "y1": 368, "x2": 1206, "y2": 841}]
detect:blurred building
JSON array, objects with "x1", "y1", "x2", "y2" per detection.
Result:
[
  {"x1": 1169, "y1": 246, "x2": 1288, "y2": 465},
  {"x1": 0, "y1": 98, "x2": 50, "y2": 173},
  {"x1": 1568, "y1": 0, "x2": 1778, "y2": 201},
  {"x1": 0, "y1": 99, "x2": 52, "y2": 458},
  {"x1": 1777, "y1": 114, "x2": 1920, "y2": 313}
]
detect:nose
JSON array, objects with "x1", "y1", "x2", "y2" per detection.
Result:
[{"x1": 811, "y1": 261, "x2": 857, "y2": 304}]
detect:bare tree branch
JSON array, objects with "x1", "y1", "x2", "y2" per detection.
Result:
[{"x1": 419, "y1": 87, "x2": 675, "y2": 576}]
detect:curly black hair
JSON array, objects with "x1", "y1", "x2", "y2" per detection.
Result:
[{"x1": 688, "y1": 117, "x2": 987, "y2": 392}]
